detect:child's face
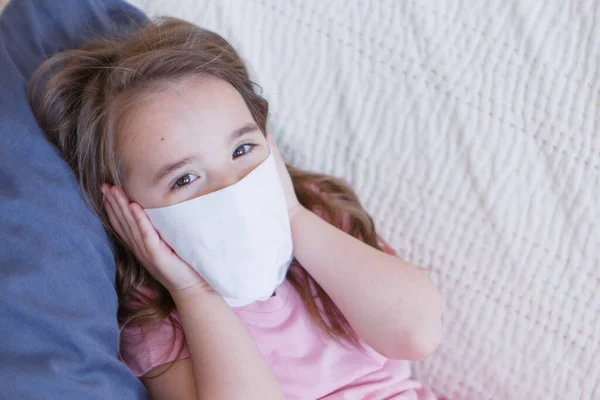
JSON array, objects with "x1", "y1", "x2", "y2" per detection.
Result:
[{"x1": 117, "y1": 75, "x2": 270, "y2": 209}]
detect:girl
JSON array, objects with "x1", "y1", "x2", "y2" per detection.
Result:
[{"x1": 29, "y1": 17, "x2": 443, "y2": 400}]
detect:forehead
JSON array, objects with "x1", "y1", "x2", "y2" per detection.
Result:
[{"x1": 116, "y1": 76, "x2": 255, "y2": 170}]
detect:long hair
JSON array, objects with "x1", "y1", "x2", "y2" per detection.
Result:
[{"x1": 29, "y1": 17, "x2": 384, "y2": 374}]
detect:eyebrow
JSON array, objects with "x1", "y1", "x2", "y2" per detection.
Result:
[
  {"x1": 152, "y1": 123, "x2": 261, "y2": 185},
  {"x1": 152, "y1": 155, "x2": 200, "y2": 185},
  {"x1": 229, "y1": 123, "x2": 260, "y2": 144}
]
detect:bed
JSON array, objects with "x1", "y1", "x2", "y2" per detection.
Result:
[{"x1": 127, "y1": 1, "x2": 600, "y2": 399}]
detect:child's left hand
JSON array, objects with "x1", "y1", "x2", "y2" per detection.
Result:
[{"x1": 266, "y1": 130, "x2": 303, "y2": 220}]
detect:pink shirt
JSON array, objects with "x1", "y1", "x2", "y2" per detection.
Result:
[{"x1": 120, "y1": 249, "x2": 439, "y2": 399}]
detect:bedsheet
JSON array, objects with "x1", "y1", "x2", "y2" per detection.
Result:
[{"x1": 128, "y1": 1, "x2": 600, "y2": 398}]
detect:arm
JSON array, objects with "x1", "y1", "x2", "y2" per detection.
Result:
[
  {"x1": 141, "y1": 287, "x2": 285, "y2": 400},
  {"x1": 141, "y1": 359, "x2": 196, "y2": 400},
  {"x1": 266, "y1": 131, "x2": 442, "y2": 361},
  {"x1": 103, "y1": 185, "x2": 284, "y2": 400},
  {"x1": 290, "y1": 206, "x2": 443, "y2": 360}
]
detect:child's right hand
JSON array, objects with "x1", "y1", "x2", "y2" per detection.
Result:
[{"x1": 101, "y1": 184, "x2": 210, "y2": 295}]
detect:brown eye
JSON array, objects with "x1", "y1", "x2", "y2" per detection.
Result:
[
  {"x1": 172, "y1": 173, "x2": 198, "y2": 190},
  {"x1": 233, "y1": 144, "x2": 256, "y2": 159}
]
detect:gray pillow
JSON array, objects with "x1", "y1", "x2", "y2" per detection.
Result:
[{"x1": 0, "y1": 0, "x2": 148, "y2": 398}]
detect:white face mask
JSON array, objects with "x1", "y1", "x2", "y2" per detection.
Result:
[{"x1": 145, "y1": 146, "x2": 294, "y2": 307}]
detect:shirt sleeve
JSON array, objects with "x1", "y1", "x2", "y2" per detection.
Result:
[
  {"x1": 119, "y1": 183, "x2": 396, "y2": 377},
  {"x1": 120, "y1": 304, "x2": 190, "y2": 377}
]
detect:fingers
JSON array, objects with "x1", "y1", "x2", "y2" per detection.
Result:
[
  {"x1": 129, "y1": 202, "x2": 177, "y2": 269},
  {"x1": 129, "y1": 202, "x2": 161, "y2": 252},
  {"x1": 102, "y1": 185, "x2": 142, "y2": 255},
  {"x1": 102, "y1": 187, "x2": 128, "y2": 242},
  {"x1": 110, "y1": 186, "x2": 141, "y2": 244},
  {"x1": 100, "y1": 185, "x2": 206, "y2": 292},
  {"x1": 265, "y1": 131, "x2": 284, "y2": 163},
  {"x1": 102, "y1": 184, "x2": 170, "y2": 262},
  {"x1": 265, "y1": 129, "x2": 278, "y2": 151},
  {"x1": 263, "y1": 132, "x2": 300, "y2": 216},
  {"x1": 129, "y1": 201, "x2": 200, "y2": 287}
]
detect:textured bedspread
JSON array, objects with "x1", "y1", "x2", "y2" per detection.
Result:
[{"x1": 129, "y1": 1, "x2": 600, "y2": 398}]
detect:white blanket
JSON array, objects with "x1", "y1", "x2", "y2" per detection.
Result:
[{"x1": 129, "y1": 1, "x2": 600, "y2": 399}]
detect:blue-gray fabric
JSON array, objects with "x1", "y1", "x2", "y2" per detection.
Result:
[{"x1": 0, "y1": 1, "x2": 148, "y2": 398}]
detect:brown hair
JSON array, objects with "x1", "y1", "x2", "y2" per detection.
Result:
[{"x1": 29, "y1": 17, "x2": 384, "y2": 374}]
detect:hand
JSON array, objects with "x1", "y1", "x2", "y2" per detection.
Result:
[
  {"x1": 101, "y1": 184, "x2": 210, "y2": 295},
  {"x1": 266, "y1": 130, "x2": 304, "y2": 220}
]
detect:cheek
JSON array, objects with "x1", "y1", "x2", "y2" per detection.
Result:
[
  {"x1": 121, "y1": 183, "x2": 144, "y2": 207},
  {"x1": 120, "y1": 172, "x2": 156, "y2": 209}
]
